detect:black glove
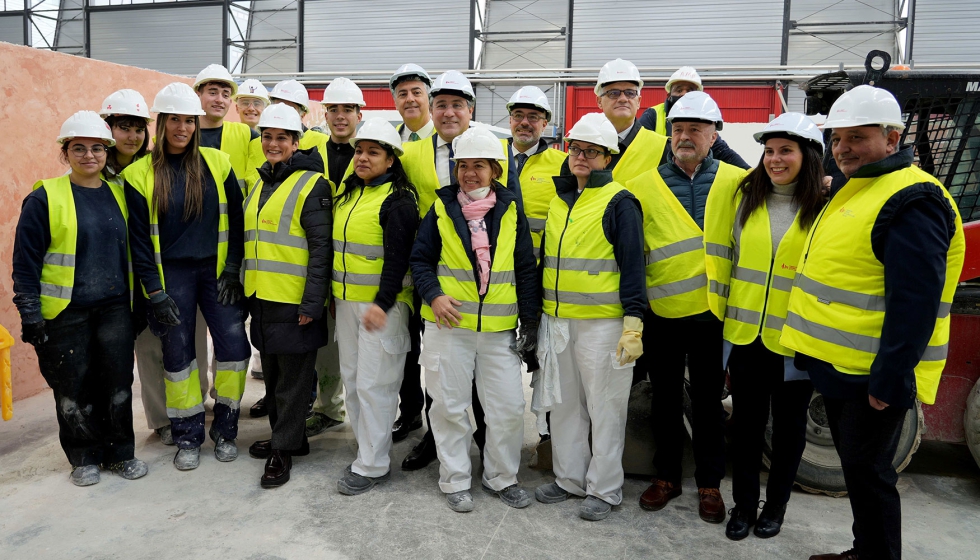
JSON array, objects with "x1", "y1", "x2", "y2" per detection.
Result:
[
  {"x1": 217, "y1": 271, "x2": 244, "y2": 306},
  {"x1": 511, "y1": 321, "x2": 540, "y2": 371},
  {"x1": 21, "y1": 320, "x2": 48, "y2": 346},
  {"x1": 149, "y1": 291, "x2": 181, "y2": 327}
]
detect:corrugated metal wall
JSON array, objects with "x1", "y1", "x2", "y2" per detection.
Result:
[
  {"x1": 570, "y1": 0, "x2": 784, "y2": 67},
  {"x1": 0, "y1": 14, "x2": 24, "y2": 45},
  {"x1": 303, "y1": 0, "x2": 470, "y2": 72},
  {"x1": 909, "y1": 0, "x2": 980, "y2": 63},
  {"x1": 89, "y1": 4, "x2": 223, "y2": 74},
  {"x1": 242, "y1": 0, "x2": 297, "y2": 74}
]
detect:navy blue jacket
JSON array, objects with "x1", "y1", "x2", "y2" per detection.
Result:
[
  {"x1": 796, "y1": 147, "x2": 957, "y2": 410},
  {"x1": 411, "y1": 183, "x2": 540, "y2": 326},
  {"x1": 658, "y1": 153, "x2": 721, "y2": 231},
  {"x1": 638, "y1": 101, "x2": 750, "y2": 169}
]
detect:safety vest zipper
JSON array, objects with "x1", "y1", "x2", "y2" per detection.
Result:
[{"x1": 340, "y1": 188, "x2": 365, "y2": 301}]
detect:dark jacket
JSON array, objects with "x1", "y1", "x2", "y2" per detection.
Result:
[
  {"x1": 411, "y1": 182, "x2": 540, "y2": 326},
  {"x1": 540, "y1": 170, "x2": 648, "y2": 319},
  {"x1": 248, "y1": 148, "x2": 333, "y2": 354},
  {"x1": 639, "y1": 101, "x2": 751, "y2": 169},
  {"x1": 796, "y1": 147, "x2": 957, "y2": 410},
  {"x1": 658, "y1": 153, "x2": 721, "y2": 230}
]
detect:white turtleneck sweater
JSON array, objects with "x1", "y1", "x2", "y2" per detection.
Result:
[{"x1": 768, "y1": 180, "x2": 799, "y2": 254}]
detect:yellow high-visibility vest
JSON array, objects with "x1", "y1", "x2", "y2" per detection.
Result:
[
  {"x1": 518, "y1": 146, "x2": 567, "y2": 262},
  {"x1": 217, "y1": 120, "x2": 253, "y2": 194},
  {"x1": 612, "y1": 126, "x2": 669, "y2": 184},
  {"x1": 244, "y1": 129, "x2": 351, "y2": 195},
  {"x1": 649, "y1": 103, "x2": 668, "y2": 136}
]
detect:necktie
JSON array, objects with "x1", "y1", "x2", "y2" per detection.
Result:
[
  {"x1": 448, "y1": 144, "x2": 455, "y2": 182},
  {"x1": 409, "y1": 132, "x2": 420, "y2": 142},
  {"x1": 515, "y1": 153, "x2": 528, "y2": 174}
]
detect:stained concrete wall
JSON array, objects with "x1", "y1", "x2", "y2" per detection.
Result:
[{"x1": 0, "y1": 42, "x2": 239, "y2": 401}]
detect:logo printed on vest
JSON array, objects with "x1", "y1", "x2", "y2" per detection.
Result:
[
  {"x1": 781, "y1": 263, "x2": 797, "y2": 271},
  {"x1": 838, "y1": 208, "x2": 856, "y2": 218},
  {"x1": 261, "y1": 218, "x2": 278, "y2": 226}
]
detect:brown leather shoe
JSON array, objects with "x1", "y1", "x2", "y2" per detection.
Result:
[
  {"x1": 698, "y1": 487, "x2": 726, "y2": 523},
  {"x1": 809, "y1": 550, "x2": 858, "y2": 560},
  {"x1": 639, "y1": 478, "x2": 682, "y2": 511},
  {"x1": 260, "y1": 450, "x2": 292, "y2": 488}
]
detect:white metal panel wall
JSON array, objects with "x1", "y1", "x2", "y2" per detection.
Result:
[
  {"x1": 242, "y1": 0, "x2": 298, "y2": 73},
  {"x1": 89, "y1": 5, "x2": 223, "y2": 74},
  {"x1": 0, "y1": 14, "x2": 24, "y2": 45},
  {"x1": 788, "y1": 0, "x2": 898, "y2": 66},
  {"x1": 303, "y1": 0, "x2": 470, "y2": 72},
  {"x1": 481, "y1": 0, "x2": 567, "y2": 69},
  {"x1": 910, "y1": 0, "x2": 980, "y2": 64},
  {"x1": 570, "y1": 0, "x2": 783, "y2": 67},
  {"x1": 474, "y1": 82, "x2": 561, "y2": 130}
]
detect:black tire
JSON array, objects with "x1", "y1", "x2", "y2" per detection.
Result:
[{"x1": 761, "y1": 391, "x2": 922, "y2": 497}]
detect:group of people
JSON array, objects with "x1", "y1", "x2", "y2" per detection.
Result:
[{"x1": 12, "y1": 57, "x2": 963, "y2": 560}]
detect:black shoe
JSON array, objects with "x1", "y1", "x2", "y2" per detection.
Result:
[
  {"x1": 249, "y1": 396, "x2": 268, "y2": 418},
  {"x1": 401, "y1": 433, "x2": 437, "y2": 471},
  {"x1": 754, "y1": 502, "x2": 786, "y2": 539},
  {"x1": 392, "y1": 414, "x2": 423, "y2": 443},
  {"x1": 261, "y1": 450, "x2": 291, "y2": 488},
  {"x1": 248, "y1": 438, "x2": 309, "y2": 460},
  {"x1": 725, "y1": 506, "x2": 757, "y2": 541}
]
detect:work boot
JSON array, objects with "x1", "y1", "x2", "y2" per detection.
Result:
[
  {"x1": 70, "y1": 465, "x2": 100, "y2": 487},
  {"x1": 579, "y1": 496, "x2": 612, "y2": 521},
  {"x1": 725, "y1": 505, "x2": 757, "y2": 541},
  {"x1": 391, "y1": 414, "x2": 423, "y2": 443},
  {"x1": 698, "y1": 487, "x2": 726, "y2": 523},
  {"x1": 482, "y1": 483, "x2": 531, "y2": 509},
  {"x1": 209, "y1": 426, "x2": 238, "y2": 462},
  {"x1": 534, "y1": 482, "x2": 570, "y2": 504},
  {"x1": 306, "y1": 412, "x2": 343, "y2": 438},
  {"x1": 155, "y1": 425, "x2": 174, "y2": 446},
  {"x1": 249, "y1": 396, "x2": 268, "y2": 418},
  {"x1": 639, "y1": 478, "x2": 681, "y2": 511},
  {"x1": 809, "y1": 550, "x2": 859, "y2": 560},
  {"x1": 174, "y1": 447, "x2": 201, "y2": 471},
  {"x1": 401, "y1": 435, "x2": 437, "y2": 471},
  {"x1": 337, "y1": 465, "x2": 390, "y2": 495},
  {"x1": 447, "y1": 490, "x2": 475, "y2": 513},
  {"x1": 260, "y1": 450, "x2": 291, "y2": 488},
  {"x1": 249, "y1": 437, "x2": 310, "y2": 459},
  {"x1": 754, "y1": 502, "x2": 787, "y2": 538},
  {"x1": 105, "y1": 458, "x2": 148, "y2": 481}
]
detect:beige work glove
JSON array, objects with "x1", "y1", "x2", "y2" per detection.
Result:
[{"x1": 616, "y1": 316, "x2": 644, "y2": 366}]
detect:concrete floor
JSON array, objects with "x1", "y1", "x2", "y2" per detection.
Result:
[{"x1": 2, "y1": 375, "x2": 979, "y2": 560}]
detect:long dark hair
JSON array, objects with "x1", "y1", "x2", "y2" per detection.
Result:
[
  {"x1": 103, "y1": 114, "x2": 150, "y2": 179},
  {"x1": 737, "y1": 134, "x2": 825, "y2": 231},
  {"x1": 336, "y1": 144, "x2": 417, "y2": 206},
  {"x1": 151, "y1": 113, "x2": 206, "y2": 221}
]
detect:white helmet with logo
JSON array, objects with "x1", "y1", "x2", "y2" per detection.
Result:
[
  {"x1": 390, "y1": 63, "x2": 432, "y2": 92},
  {"x1": 58, "y1": 110, "x2": 116, "y2": 146},
  {"x1": 452, "y1": 127, "x2": 505, "y2": 161},
  {"x1": 753, "y1": 112, "x2": 824, "y2": 154},
  {"x1": 99, "y1": 89, "x2": 153, "y2": 121},
  {"x1": 232, "y1": 79, "x2": 270, "y2": 105},
  {"x1": 821, "y1": 85, "x2": 905, "y2": 130},
  {"x1": 322, "y1": 77, "x2": 366, "y2": 107},
  {"x1": 269, "y1": 79, "x2": 311, "y2": 114},
  {"x1": 193, "y1": 63, "x2": 237, "y2": 96},
  {"x1": 257, "y1": 103, "x2": 304, "y2": 138},
  {"x1": 506, "y1": 86, "x2": 552, "y2": 122},
  {"x1": 351, "y1": 117, "x2": 404, "y2": 156},
  {"x1": 667, "y1": 91, "x2": 724, "y2": 130},
  {"x1": 430, "y1": 71, "x2": 476, "y2": 102},
  {"x1": 665, "y1": 66, "x2": 703, "y2": 93},
  {"x1": 151, "y1": 82, "x2": 207, "y2": 116},
  {"x1": 565, "y1": 112, "x2": 620, "y2": 154},
  {"x1": 595, "y1": 58, "x2": 643, "y2": 96}
]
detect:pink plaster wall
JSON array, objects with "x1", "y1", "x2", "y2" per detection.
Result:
[{"x1": 0, "y1": 42, "x2": 240, "y2": 401}]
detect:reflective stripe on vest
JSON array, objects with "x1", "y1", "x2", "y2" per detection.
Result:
[
  {"x1": 420, "y1": 197, "x2": 519, "y2": 332},
  {"x1": 123, "y1": 147, "x2": 232, "y2": 293},
  {"x1": 779, "y1": 166, "x2": 965, "y2": 405},
  {"x1": 519, "y1": 147, "x2": 567, "y2": 263},
  {"x1": 542, "y1": 182, "x2": 625, "y2": 319},
  {"x1": 218, "y1": 120, "x2": 253, "y2": 195},
  {"x1": 612, "y1": 127, "x2": 668, "y2": 185},
  {"x1": 625, "y1": 161, "x2": 746, "y2": 318},
  {"x1": 332, "y1": 182, "x2": 415, "y2": 311}
]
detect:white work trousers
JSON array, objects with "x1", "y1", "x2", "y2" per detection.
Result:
[
  {"x1": 551, "y1": 317, "x2": 633, "y2": 505},
  {"x1": 336, "y1": 300, "x2": 410, "y2": 477},
  {"x1": 422, "y1": 322, "x2": 526, "y2": 493}
]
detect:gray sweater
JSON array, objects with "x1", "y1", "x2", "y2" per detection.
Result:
[{"x1": 768, "y1": 180, "x2": 799, "y2": 254}]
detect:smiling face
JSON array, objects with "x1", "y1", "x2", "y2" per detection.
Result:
[
  {"x1": 670, "y1": 120, "x2": 717, "y2": 167},
  {"x1": 198, "y1": 82, "x2": 233, "y2": 120},
  {"x1": 763, "y1": 137, "x2": 804, "y2": 185},
  {"x1": 352, "y1": 140, "x2": 394, "y2": 183},
  {"x1": 455, "y1": 158, "x2": 496, "y2": 193},
  {"x1": 509, "y1": 107, "x2": 548, "y2": 151},
  {"x1": 567, "y1": 140, "x2": 611, "y2": 179},
  {"x1": 236, "y1": 97, "x2": 266, "y2": 128},
  {"x1": 111, "y1": 120, "x2": 147, "y2": 158},
  {"x1": 432, "y1": 94, "x2": 473, "y2": 142},
  {"x1": 394, "y1": 80, "x2": 430, "y2": 124},
  {"x1": 324, "y1": 104, "x2": 361, "y2": 143},
  {"x1": 261, "y1": 128, "x2": 299, "y2": 166},
  {"x1": 164, "y1": 114, "x2": 197, "y2": 154},
  {"x1": 831, "y1": 125, "x2": 900, "y2": 178},
  {"x1": 65, "y1": 137, "x2": 108, "y2": 177}
]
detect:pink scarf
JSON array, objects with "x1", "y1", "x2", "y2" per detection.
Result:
[{"x1": 457, "y1": 188, "x2": 497, "y2": 295}]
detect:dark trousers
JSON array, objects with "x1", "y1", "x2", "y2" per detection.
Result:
[
  {"x1": 262, "y1": 350, "x2": 317, "y2": 451},
  {"x1": 825, "y1": 393, "x2": 906, "y2": 560},
  {"x1": 644, "y1": 311, "x2": 726, "y2": 487},
  {"x1": 149, "y1": 258, "x2": 250, "y2": 448},
  {"x1": 729, "y1": 338, "x2": 812, "y2": 508},
  {"x1": 35, "y1": 302, "x2": 135, "y2": 467},
  {"x1": 397, "y1": 292, "x2": 425, "y2": 420}
]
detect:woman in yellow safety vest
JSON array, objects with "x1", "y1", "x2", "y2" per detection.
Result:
[
  {"x1": 123, "y1": 82, "x2": 250, "y2": 472},
  {"x1": 12, "y1": 111, "x2": 147, "y2": 487},
  {"x1": 533, "y1": 112, "x2": 647, "y2": 522},
  {"x1": 242, "y1": 103, "x2": 333, "y2": 488},
  {"x1": 410, "y1": 126, "x2": 539, "y2": 513},
  {"x1": 331, "y1": 118, "x2": 419, "y2": 496},
  {"x1": 703, "y1": 112, "x2": 827, "y2": 541}
]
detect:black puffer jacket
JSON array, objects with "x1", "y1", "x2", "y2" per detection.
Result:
[{"x1": 248, "y1": 147, "x2": 333, "y2": 354}]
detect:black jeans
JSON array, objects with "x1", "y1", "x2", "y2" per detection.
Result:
[
  {"x1": 729, "y1": 338, "x2": 812, "y2": 508},
  {"x1": 644, "y1": 311, "x2": 726, "y2": 487},
  {"x1": 35, "y1": 302, "x2": 135, "y2": 467},
  {"x1": 262, "y1": 350, "x2": 318, "y2": 451},
  {"x1": 825, "y1": 393, "x2": 906, "y2": 560}
]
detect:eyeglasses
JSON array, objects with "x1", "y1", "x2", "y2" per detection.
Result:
[
  {"x1": 433, "y1": 100, "x2": 469, "y2": 111},
  {"x1": 510, "y1": 112, "x2": 544, "y2": 124},
  {"x1": 69, "y1": 144, "x2": 107, "y2": 156},
  {"x1": 567, "y1": 145, "x2": 604, "y2": 159},
  {"x1": 236, "y1": 99, "x2": 265, "y2": 109},
  {"x1": 601, "y1": 89, "x2": 639, "y2": 100}
]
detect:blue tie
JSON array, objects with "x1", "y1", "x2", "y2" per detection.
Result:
[{"x1": 448, "y1": 144, "x2": 455, "y2": 183}]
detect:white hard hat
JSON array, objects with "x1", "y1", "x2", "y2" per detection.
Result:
[
  {"x1": 390, "y1": 63, "x2": 431, "y2": 92},
  {"x1": 99, "y1": 89, "x2": 152, "y2": 121},
  {"x1": 233, "y1": 79, "x2": 270, "y2": 104},
  {"x1": 753, "y1": 112, "x2": 824, "y2": 154},
  {"x1": 451, "y1": 127, "x2": 506, "y2": 161},
  {"x1": 269, "y1": 79, "x2": 311, "y2": 114},
  {"x1": 667, "y1": 91, "x2": 724, "y2": 130},
  {"x1": 506, "y1": 86, "x2": 552, "y2": 122},
  {"x1": 430, "y1": 70, "x2": 475, "y2": 102},
  {"x1": 594, "y1": 58, "x2": 643, "y2": 96},
  {"x1": 151, "y1": 82, "x2": 207, "y2": 116},
  {"x1": 565, "y1": 113, "x2": 620, "y2": 154},
  {"x1": 351, "y1": 117, "x2": 404, "y2": 156},
  {"x1": 822, "y1": 85, "x2": 905, "y2": 131},
  {"x1": 58, "y1": 110, "x2": 116, "y2": 146},
  {"x1": 322, "y1": 77, "x2": 366, "y2": 107},
  {"x1": 257, "y1": 103, "x2": 304, "y2": 139},
  {"x1": 665, "y1": 66, "x2": 703, "y2": 93},
  {"x1": 193, "y1": 63, "x2": 237, "y2": 96}
]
